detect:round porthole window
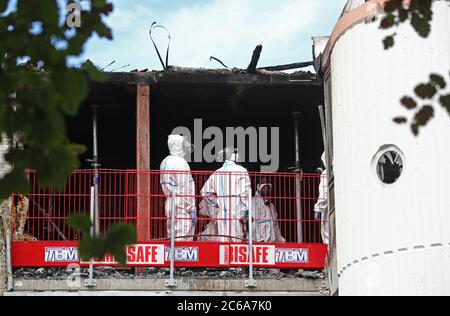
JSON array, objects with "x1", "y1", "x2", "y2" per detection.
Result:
[{"x1": 373, "y1": 146, "x2": 404, "y2": 185}]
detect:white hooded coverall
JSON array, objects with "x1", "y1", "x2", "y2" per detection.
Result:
[
  {"x1": 314, "y1": 170, "x2": 329, "y2": 245},
  {"x1": 251, "y1": 184, "x2": 286, "y2": 243},
  {"x1": 201, "y1": 160, "x2": 251, "y2": 242},
  {"x1": 197, "y1": 199, "x2": 221, "y2": 242},
  {"x1": 160, "y1": 135, "x2": 197, "y2": 241}
]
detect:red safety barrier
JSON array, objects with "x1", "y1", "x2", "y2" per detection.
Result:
[{"x1": 11, "y1": 169, "x2": 328, "y2": 269}]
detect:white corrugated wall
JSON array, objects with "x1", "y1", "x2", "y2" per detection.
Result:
[{"x1": 330, "y1": 0, "x2": 450, "y2": 295}]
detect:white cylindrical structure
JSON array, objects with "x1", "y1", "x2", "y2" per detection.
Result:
[{"x1": 324, "y1": 0, "x2": 450, "y2": 295}]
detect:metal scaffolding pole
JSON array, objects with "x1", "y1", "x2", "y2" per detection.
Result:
[
  {"x1": 293, "y1": 112, "x2": 303, "y2": 244},
  {"x1": 166, "y1": 192, "x2": 178, "y2": 288},
  {"x1": 245, "y1": 190, "x2": 256, "y2": 288},
  {"x1": 85, "y1": 105, "x2": 100, "y2": 288}
]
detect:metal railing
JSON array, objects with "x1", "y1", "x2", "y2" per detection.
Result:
[{"x1": 10, "y1": 169, "x2": 328, "y2": 278}]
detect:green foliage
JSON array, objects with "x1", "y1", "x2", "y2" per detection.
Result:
[
  {"x1": 400, "y1": 96, "x2": 417, "y2": 109},
  {"x1": 67, "y1": 213, "x2": 92, "y2": 234},
  {"x1": 381, "y1": 0, "x2": 434, "y2": 49},
  {"x1": 394, "y1": 73, "x2": 450, "y2": 136},
  {"x1": 414, "y1": 83, "x2": 437, "y2": 99},
  {"x1": 0, "y1": 0, "x2": 113, "y2": 199},
  {"x1": 383, "y1": 34, "x2": 396, "y2": 49},
  {"x1": 411, "y1": 105, "x2": 434, "y2": 136},
  {"x1": 439, "y1": 94, "x2": 450, "y2": 115},
  {"x1": 381, "y1": 0, "x2": 450, "y2": 134},
  {"x1": 68, "y1": 214, "x2": 137, "y2": 265},
  {"x1": 0, "y1": 0, "x2": 8, "y2": 13}
]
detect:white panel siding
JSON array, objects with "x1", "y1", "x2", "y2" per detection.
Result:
[{"x1": 330, "y1": 1, "x2": 450, "y2": 295}]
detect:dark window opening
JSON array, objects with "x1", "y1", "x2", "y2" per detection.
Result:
[{"x1": 376, "y1": 150, "x2": 404, "y2": 185}]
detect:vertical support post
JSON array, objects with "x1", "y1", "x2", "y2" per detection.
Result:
[
  {"x1": 293, "y1": 112, "x2": 303, "y2": 243},
  {"x1": 124, "y1": 170, "x2": 129, "y2": 224},
  {"x1": 136, "y1": 85, "x2": 151, "y2": 242},
  {"x1": 318, "y1": 105, "x2": 331, "y2": 185},
  {"x1": 5, "y1": 196, "x2": 13, "y2": 291},
  {"x1": 86, "y1": 105, "x2": 100, "y2": 288},
  {"x1": 245, "y1": 189, "x2": 256, "y2": 288},
  {"x1": 166, "y1": 192, "x2": 177, "y2": 288},
  {"x1": 86, "y1": 186, "x2": 96, "y2": 288},
  {"x1": 92, "y1": 105, "x2": 100, "y2": 237},
  {"x1": 5, "y1": 222, "x2": 12, "y2": 292}
]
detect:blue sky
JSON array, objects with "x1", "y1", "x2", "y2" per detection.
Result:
[
  {"x1": 75, "y1": 0, "x2": 351, "y2": 72},
  {"x1": 81, "y1": 0, "x2": 348, "y2": 72},
  {"x1": 4, "y1": 0, "x2": 348, "y2": 71}
]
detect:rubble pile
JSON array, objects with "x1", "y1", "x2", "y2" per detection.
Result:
[{"x1": 13, "y1": 267, "x2": 325, "y2": 280}]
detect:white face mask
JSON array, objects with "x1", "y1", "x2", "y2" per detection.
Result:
[
  {"x1": 182, "y1": 138, "x2": 194, "y2": 155},
  {"x1": 216, "y1": 147, "x2": 239, "y2": 163},
  {"x1": 229, "y1": 152, "x2": 239, "y2": 163}
]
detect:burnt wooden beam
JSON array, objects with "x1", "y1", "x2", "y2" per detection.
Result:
[
  {"x1": 102, "y1": 72, "x2": 321, "y2": 86},
  {"x1": 259, "y1": 61, "x2": 314, "y2": 72},
  {"x1": 246, "y1": 44, "x2": 263, "y2": 74}
]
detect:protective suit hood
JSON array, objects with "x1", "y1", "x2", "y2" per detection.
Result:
[
  {"x1": 168, "y1": 134, "x2": 185, "y2": 157},
  {"x1": 256, "y1": 183, "x2": 272, "y2": 194},
  {"x1": 321, "y1": 152, "x2": 327, "y2": 170},
  {"x1": 216, "y1": 147, "x2": 239, "y2": 163}
]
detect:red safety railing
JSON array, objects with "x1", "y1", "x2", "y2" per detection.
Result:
[{"x1": 11, "y1": 169, "x2": 328, "y2": 269}]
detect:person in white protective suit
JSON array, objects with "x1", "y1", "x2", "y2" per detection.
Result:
[
  {"x1": 160, "y1": 134, "x2": 197, "y2": 241},
  {"x1": 314, "y1": 153, "x2": 329, "y2": 245},
  {"x1": 200, "y1": 147, "x2": 251, "y2": 242},
  {"x1": 197, "y1": 199, "x2": 221, "y2": 242},
  {"x1": 250, "y1": 178, "x2": 286, "y2": 243}
]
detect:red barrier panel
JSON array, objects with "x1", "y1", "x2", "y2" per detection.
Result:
[{"x1": 12, "y1": 242, "x2": 327, "y2": 269}]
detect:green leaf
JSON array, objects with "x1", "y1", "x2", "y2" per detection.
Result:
[
  {"x1": 69, "y1": 143, "x2": 87, "y2": 155},
  {"x1": 411, "y1": 12, "x2": 431, "y2": 38},
  {"x1": 0, "y1": 168, "x2": 29, "y2": 199},
  {"x1": 411, "y1": 105, "x2": 434, "y2": 136},
  {"x1": 411, "y1": 123, "x2": 419, "y2": 136},
  {"x1": 400, "y1": 96, "x2": 417, "y2": 109},
  {"x1": 398, "y1": 8, "x2": 409, "y2": 22},
  {"x1": 430, "y1": 74, "x2": 446, "y2": 89},
  {"x1": 384, "y1": 0, "x2": 403, "y2": 13},
  {"x1": 74, "y1": 222, "x2": 136, "y2": 265},
  {"x1": 393, "y1": 117, "x2": 407, "y2": 124},
  {"x1": 0, "y1": 0, "x2": 113, "y2": 199},
  {"x1": 414, "y1": 83, "x2": 437, "y2": 99},
  {"x1": 0, "y1": 0, "x2": 8, "y2": 13},
  {"x1": 26, "y1": 143, "x2": 80, "y2": 190},
  {"x1": 94, "y1": 23, "x2": 113, "y2": 40},
  {"x1": 79, "y1": 236, "x2": 106, "y2": 262},
  {"x1": 81, "y1": 60, "x2": 105, "y2": 81},
  {"x1": 104, "y1": 224, "x2": 137, "y2": 265},
  {"x1": 104, "y1": 224, "x2": 137, "y2": 250},
  {"x1": 383, "y1": 35, "x2": 396, "y2": 50},
  {"x1": 380, "y1": 14, "x2": 395, "y2": 29},
  {"x1": 53, "y1": 70, "x2": 88, "y2": 116},
  {"x1": 73, "y1": 221, "x2": 136, "y2": 264},
  {"x1": 92, "y1": 0, "x2": 113, "y2": 13},
  {"x1": 439, "y1": 94, "x2": 450, "y2": 115},
  {"x1": 415, "y1": 105, "x2": 434, "y2": 124},
  {"x1": 67, "y1": 214, "x2": 92, "y2": 235}
]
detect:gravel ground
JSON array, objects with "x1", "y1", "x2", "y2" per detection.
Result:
[{"x1": 13, "y1": 267, "x2": 325, "y2": 280}]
